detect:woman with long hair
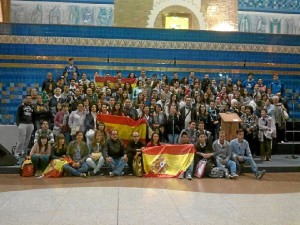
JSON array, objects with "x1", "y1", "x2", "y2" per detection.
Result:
[
  {"x1": 110, "y1": 102, "x2": 125, "y2": 116},
  {"x1": 86, "y1": 130, "x2": 107, "y2": 176},
  {"x1": 146, "y1": 132, "x2": 161, "y2": 147},
  {"x1": 29, "y1": 134, "x2": 51, "y2": 177}
]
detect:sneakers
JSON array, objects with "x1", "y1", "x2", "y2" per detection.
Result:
[
  {"x1": 266, "y1": 157, "x2": 272, "y2": 162},
  {"x1": 225, "y1": 173, "x2": 232, "y2": 179},
  {"x1": 185, "y1": 174, "x2": 193, "y2": 180},
  {"x1": 178, "y1": 173, "x2": 184, "y2": 179},
  {"x1": 256, "y1": 170, "x2": 266, "y2": 179},
  {"x1": 80, "y1": 173, "x2": 87, "y2": 178},
  {"x1": 34, "y1": 170, "x2": 42, "y2": 177},
  {"x1": 231, "y1": 173, "x2": 239, "y2": 179},
  {"x1": 109, "y1": 172, "x2": 115, "y2": 177},
  {"x1": 88, "y1": 171, "x2": 95, "y2": 176}
]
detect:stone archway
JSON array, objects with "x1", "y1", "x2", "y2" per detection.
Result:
[{"x1": 147, "y1": 0, "x2": 206, "y2": 30}]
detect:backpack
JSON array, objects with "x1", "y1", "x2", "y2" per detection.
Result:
[
  {"x1": 20, "y1": 159, "x2": 34, "y2": 177},
  {"x1": 209, "y1": 167, "x2": 227, "y2": 178}
]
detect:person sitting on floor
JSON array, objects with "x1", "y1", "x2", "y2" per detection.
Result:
[
  {"x1": 212, "y1": 130, "x2": 238, "y2": 179},
  {"x1": 29, "y1": 134, "x2": 51, "y2": 177},
  {"x1": 63, "y1": 131, "x2": 89, "y2": 178},
  {"x1": 230, "y1": 129, "x2": 266, "y2": 179},
  {"x1": 103, "y1": 130, "x2": 128, "y2": 177}
]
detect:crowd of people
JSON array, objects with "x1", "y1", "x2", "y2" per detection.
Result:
[{"x1": 14, "y1": 58, "x2": 289, "y2": 179}]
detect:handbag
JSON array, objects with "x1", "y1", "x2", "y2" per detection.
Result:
[
  {"x1": 283, "y1": 109, "x2": 289, "y2": 120},
  {"x1": 20, "y1": 159, "x2": 34, "y2": 177},
  {"x1": 194, "y1": 159, "x2": 207, "y2": 178},
  {"x1": 91, "y1": 152, "x2": 102, "y2": 161}
]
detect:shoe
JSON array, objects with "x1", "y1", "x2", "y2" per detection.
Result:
[
  {"x1": 178, "y1": 173, "x2": 184, "y2": 179},
  {"x1": 231, "y1": 173, "x2": 239, "y2": 179},
  {"x1": 185, "y1": 174, "x2": 192, "y2": 180},
  {"x1": 34, "y1": 170, "x2": 41, "y2": 177},
  {"x1": 109, "y1": 172, "x2": 115, "y2": 177},
  {"x1": 88, "y1": 171, "x2": 95, "y2": 176},
  {"x1": 281, "y1": 141, "x2": 285, "y2": 143},
  {"x1": 266, "y1": 158, "x2": 272, "y2": 162},
  {"x1": 80, "y1": 173, "x2": 87, "y2": 178},
  {"x1": 225, "y1": 173, "x2": 232, "y2": 179},
  {"x1": 261, "y1": 156, "x2": 266, "y2": 161},
  {"x1": 256, "y1": 170, "x2": 266, "y2": 179}
]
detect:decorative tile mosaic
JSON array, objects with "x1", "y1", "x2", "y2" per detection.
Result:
[
  {"x1": 239, "y1": 0, "x2": 300, "y2": 12},
  {"x1": 1, "y1": 35, "x2": 300, "y2": 54}
]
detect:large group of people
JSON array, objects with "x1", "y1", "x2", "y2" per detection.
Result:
[{"x1": 14, "y1": 58, "x2": 289, "y2": 179}]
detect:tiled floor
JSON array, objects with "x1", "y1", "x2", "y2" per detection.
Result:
[{"x1": 0, "y1": 173, "x2": 300, "y2": 225}]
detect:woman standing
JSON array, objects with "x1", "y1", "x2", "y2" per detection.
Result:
[{"x1": 85, "y1": 104, "x2": 98, "y2": 146}]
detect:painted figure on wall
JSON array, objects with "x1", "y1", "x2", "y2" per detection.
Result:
[
  {"x1": 284, "y1": 18, "x2": 296, "y2": 34},
  {"x1": 82, "y1": 6, "x2": 93, "y2": 25},
  {"x1": 239, "y1": 15, "x2": 250, "y2": 32},
  {"x1": 97, "y1": 7, "x2": 113, "y2": 26},
  {"x1": 49, "y1": 6, "x2": 61, "y2": 24},
  {"x1": 32, "y1": 4, "x2": 42, "y2": 24},
  {"x1": 256, "y1": 16, "x2": 266, "y2": 33},
  {"x1": 270, "y1": 18, "x2": 281, "y2": 34},
  {"x1": 14, "y1": 6, "x2": 26, "y2": 23},
  {"x1": 69, "y1": 5, "x2": 79, "y2": 25}
]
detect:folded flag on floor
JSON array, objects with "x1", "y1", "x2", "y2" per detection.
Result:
[
  {"x1": 97, "y1": 114, "x2": 146, "y2": 145},
  {"x1": 142, "y1": 144, "x2": 195, "y2": 178}
]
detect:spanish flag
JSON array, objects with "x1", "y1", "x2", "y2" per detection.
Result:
[
  {"x1": 97, "y1": 114, "x2": 146, "y2": 145},
  {"x1": 94, "y1": 76, "x2": 137, "y2": 88},
  {"x1": 142, "y1": 144, "x2": 195, "y2": 178}
]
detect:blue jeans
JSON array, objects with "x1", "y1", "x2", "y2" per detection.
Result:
[
  {"x1": 216, "y1": 159, "x2": 237, "y2": 174},
  {"x1": 31, "y1": 154, "x2": 50, "y2": 172},
  {"x1": 236, "y1": 156, "x2": 259, "y2": 176},
  {"x1": 63, "y1": 162, "x2": 89, "y2": 176},
  {"x1": 168, "y1": 134, "x2": 179, "y2": 144},
  {"x1": 107, "y1": 157, "x2": 126, "y2": 176}
]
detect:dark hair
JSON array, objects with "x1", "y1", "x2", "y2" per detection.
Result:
[
  {"x1": 181, "y1": 131, "x2": 189, "y2": 137},
  {"x1": 245, "y1": 105, "x2": 254, "y2": 114},
  {"x1": 150, "y1": 132, "x2": 160, "y2": 146},
  {"x1": 236, "y1": 129, "x2": 244, "y2": 134}
]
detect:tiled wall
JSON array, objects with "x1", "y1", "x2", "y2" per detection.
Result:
[{"x1": 0, "y1": 23, "x2": 300, "y2": 124}]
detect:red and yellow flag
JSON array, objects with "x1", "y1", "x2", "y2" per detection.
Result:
[
  {"x1": 94, "y1": 76, "x2": 137, "y2": 88},
  {"x1": 97, "y1": 114, "x2": 146, "y2": 145},
  {"x1": 142, "y1": 144, "x2": 195, "y2": 178}
]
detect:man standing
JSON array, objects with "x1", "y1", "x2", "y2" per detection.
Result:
[
  {"x1": 230, "y1": 129, "x2": 266, "y2": 179},
  {"x1": 179, "y1": 95, "x2": 197, "y2": 129},
  {"x1": 104, "y1": 130, "x2": 128, "y2": 177},
  {"x1": 270, "y1": 73, "x2": 284, "y2": 96},
  {"x1": 15, "y1": 95, "x2": 34, "y2": 159},
  {"x1": 212, "y1": 130, "x2": 238, "y2": 179}
]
